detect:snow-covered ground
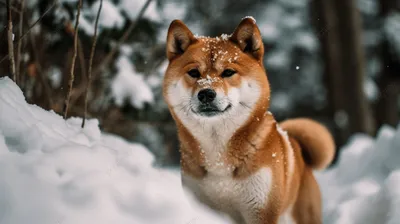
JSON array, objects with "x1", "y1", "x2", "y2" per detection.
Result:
[
  {"x1": 317, "y1": 124, "x2": 400, "y2": 224},
  {"x1": 0, "y1": 76, "x2": 400, "y2": 224},
  {"x1": 0, "y1": 77, "x2": 231, "y2": 224}
]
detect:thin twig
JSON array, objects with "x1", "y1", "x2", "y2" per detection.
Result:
[
  {"x1": 6, "y1": 0, "x2": 16, "y2": 81},
  {"x1": 0, "y1": 0, "x2": 58, "y2": 65},
  {"x1": 59, "y1": 25, "x2": 86, "y2": 110},
  {"x1": 64, "y1": 37, "x2": 87, "y2": 110},
  {"x1": 63, "y1": 0, "x2": 82, "y2": 119},
  {"x1": 82, "y1": 0, "x2": 103, "y2": 128},
  {"x1": 92, "y1": 0, "x2": 152, "y2": 77},
  {"x1": 15, "y1": 0, "x2": 25, "y2": 84}
]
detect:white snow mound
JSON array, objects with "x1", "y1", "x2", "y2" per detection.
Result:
[
  {"x1": 0, "y1": 77, "x2": 231, "y2": 224},
  {"x1": 316, "y1": 123, "x2": 400, "y2": 224},
  {"x1": 1, "y1": 76, "x2": 400, "y2": 224}
]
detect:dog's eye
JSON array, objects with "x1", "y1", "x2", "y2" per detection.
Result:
[
  {"x1": 187, "y1": 69, "x2": 201, "y2": 78},
  {"x1": 221, "y1": 69, "x2": 236, "y2": 78}
]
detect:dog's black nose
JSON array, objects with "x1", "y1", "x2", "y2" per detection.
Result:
[{"x1": 198, "y1": 89, "x2": 216, "y2": 103}]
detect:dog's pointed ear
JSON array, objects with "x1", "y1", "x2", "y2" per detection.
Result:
[
  {"x1": 166, "y1": 20, "x2": 196, "y2": 61},
  {"x1": 230, "y1": 17, "x2": 264, "y2": 62}
]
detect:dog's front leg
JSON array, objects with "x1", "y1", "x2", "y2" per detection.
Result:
[
  {"x1": 259, "y1": 210, "x2": 280, "y2": 224},
  {"x1": 242, "y1": 204, "x2": 280, "y2": 224}
]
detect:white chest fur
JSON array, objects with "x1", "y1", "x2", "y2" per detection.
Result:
[
  {"x1": 167, "y1": 77, "x2": 276, "y2": 222},
  {"x1": 182, "y1": 167, "x2": 273, "y2": 223}
]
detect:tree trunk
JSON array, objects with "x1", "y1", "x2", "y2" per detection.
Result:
[
  {"x1": 335, "y1": 0, "x2": 375, "y2": 135},
  {"x1": 311, "y1": 0, "x2": 349, "y2": 149},
  {"x1": 311, "y1": 0, "x2": 375, "y2": 152}
]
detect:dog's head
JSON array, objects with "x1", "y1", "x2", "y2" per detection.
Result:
[{"x1": 163, "y1": 18, "x2": 270, "y2": 129}]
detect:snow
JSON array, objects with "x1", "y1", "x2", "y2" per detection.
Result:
[
  {"x1": 161, "y1": 1, "x2": 187, "y2": 21},
  {"x1": 334, "y1": 110, "x2": 349, "y2": 128},
  {"x1": 254, "y1": 1, "x2": 327, "y2": 113},
  {"x1": 25, "y1": 0, "x2": 38, "y2": 8},
  {"x1": 257, "y1": 3, "x2": 283, "y2": 42},
  {"x1": 265, "y1": 49, "x2": 289, "y2": 69},
  {"x1": 276, "y1": 123, "x2": 290, "y2": 143},
  {"x1": 220, "y1": 34, "x2": 231, "y2": 41},
  {"x1": 294, "y1": 31, "x2": 318, "y2": 51},
  {"x1": 78, "y1": 16, "x2": 96, "y2": 36},
  {"x1": 363, "y1": 30, "x2": 382, "y2": 49},
  {"x1": 242, "y1": 16, "x2": 256, "y2": 23},
  {"x1": 120, "y1": 0, "x2": 160, "y2": 22},
  {"x1": 384, "y1": 12, "x2": 400, "y2": 60},
  {"x1": 60, "y1": 0, "x2": 79, "y2": 2},
  {"x1": 282, "y1": 14, "x2": 303, "y2": 30},
  {"x1": 79, "y1": 0, "x2": 124, "y2": 35},
  {"x1": 119, "y1": 45, "x2": 133, "y2": 56},
  {"x1": 357, "y1": 0, "x2": 379, "y2": 16},
  {"x1": 316, "y1": 123, "x2": 400, "y2": 224},
  {"x1": 146, "y1": 60, "x2": 167, "y2": 88},
  {"x1": 366, "y1": 57, "x2": 381, "y2": 78},
  {"x1": 93, "y1": 0, "x2": 124, "y2": 29},
  {"x1": 47, "y1": 67, "x2": 62, "y2": 89},
  {"x1": 270, "y1": 91, "x2": 292, "y2": 113},
  {"x1": 257, "y1": 22, "x2": 280, "y2": 42},
  {"x1": 79, "y1": 0, "x2": 164, "y2": 35},
  {"x1": 0, "y1": 77, "x2": 232, "y2": 224},
  {"x1": 197, "y1": 75, "x2": 221, "y2": 87},
  {"x1": 110, "y1": 55, "x2": 154, "y2": 109},
  {"x1": 364, "y1": 78, "x2": 379, "y2": 102},
  {"x1": 277, "y1": 0, "x2": 308, "y2": 8},
  {"x1": 58, "y1": 0, "x2": 160, "y2": 23},
  {"x1": 1, "y1": 76, "x2": 400, "y2": 224}
]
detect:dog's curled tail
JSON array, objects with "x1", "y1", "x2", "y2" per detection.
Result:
[{"x1": 280, "y1": 118, "x2": 335, "y2": 170}]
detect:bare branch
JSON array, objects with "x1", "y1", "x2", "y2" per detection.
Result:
[
  {"x1": 6, "y1": 0, "x2": 16, "y2": 81},
  {"x1": 65, "y1": 37, "x2": 87, "y2": 110},
  {"x1": 15, "y1": 0, "x2": 25, "y2": 84},
  {"x1": 82, "y1": 0, "x2": 103, "y2": 128},
  {"x1": 0, "y1": 0, "x2": 58, "y2": 65},
  {"x1": 63, "y1": 0, "x2": 82, "y2": 119},
  {"x1": 92, "y1": 0, "x2": 153, "y2": 77}
]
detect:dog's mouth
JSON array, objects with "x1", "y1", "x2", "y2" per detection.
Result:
[{"x1": 192, "y1": 104, "x2": 232, "y2": 117}]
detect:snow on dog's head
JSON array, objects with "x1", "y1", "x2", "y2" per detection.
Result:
[{"x1": 163, "y1": 18, "x2": 270, "y2": 131}]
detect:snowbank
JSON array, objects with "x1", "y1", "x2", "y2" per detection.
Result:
[
  {"x1": 0, "y1": 77, "x2": 231, "y2": 224},
  {"x1": 1, "y1": 76, "x2": 400, "y2": 224},
  {"x1": 316, "y1": 124, "x2": 400, "y2": 224}
]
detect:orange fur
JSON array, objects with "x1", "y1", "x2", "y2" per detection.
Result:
[
  {"x1": 163, "y1": 18, "x2": 335, "y2": 224},
  {"x1": 280, "y1": 118, "x2": 335, "y2": 170}
]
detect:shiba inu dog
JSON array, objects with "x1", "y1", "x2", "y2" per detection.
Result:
[{"x1": 162, "y1": 17, "x2": 335, "y2": 224}]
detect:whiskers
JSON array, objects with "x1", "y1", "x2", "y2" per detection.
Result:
[
  {"x1": 171, "y1": 96, "x2": 193, "y2": 117},
  {"x1": 239, "y1": 102, "x2": 252, "y2": 110}
]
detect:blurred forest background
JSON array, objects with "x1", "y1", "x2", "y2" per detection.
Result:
[{"x1": 0, "y1": 0, "x2": 399, "y2": 166}]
